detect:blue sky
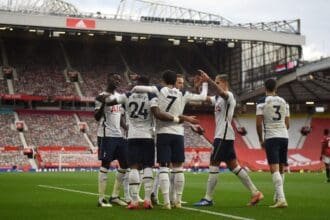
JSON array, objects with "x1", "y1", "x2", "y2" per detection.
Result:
[{"x1": 67, "y1": 0, "x2": 330, "y2": 61}]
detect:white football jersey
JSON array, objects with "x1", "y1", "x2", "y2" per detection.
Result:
[
  {"x1": 116, "y1": 92, "x2": 157, "y2": 139},
  {"x1": 210, "y1": 91, "x2": 236, "y2": 140},
  {"x1": 256, "y1": 96, "x2": 290, "y2": 139},
  {"x1": 132, "y1": 84, "x2": 207, "y2": 135},
  {"x1": 95, "y1": 91, "x2": 123, "y2": 137}
]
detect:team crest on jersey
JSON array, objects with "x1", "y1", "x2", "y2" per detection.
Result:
[{"x1": 110, "y1": 105, "x2": 121, "y2": 113}]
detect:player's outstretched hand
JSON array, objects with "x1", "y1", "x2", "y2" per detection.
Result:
[
  {"x1": 197, "y1": 69, "x2": 210, "y2": 82},
  {"x1": 190, "y1": 124, "x2": 205, "y2": 135},
  {"x1": 179, "y1": 115, "x2": 199, "y2": 124}
]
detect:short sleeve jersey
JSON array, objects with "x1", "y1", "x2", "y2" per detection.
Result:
[
  {"x1": 116, "y1": 92, "x2": 157, "y2": 139},
  {"x1": 209, "y1": 91, "x2": 236, "y2": 140},
  {"x1": 256, "y1": 95, "x2": 290, "y2": 139},
  {"x1": 150, "y1": 86, "x2": 206, "y2": 135},
  {"x1": 95, "y1": 91, "x2": 123, "y2": 137}
]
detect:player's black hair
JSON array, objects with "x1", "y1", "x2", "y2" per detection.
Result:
[
  {"x1": 137, "y1": 76, "x2": 150, "y2": 85},
  {"x1": 162, "y1": 70, "x2": 177, "y2": 85},
  {"x1": 324, "y1": 129, "x2": 329, "y2": 136},
  {"x1": 264, "y1": 78, "x2": 277, "y2": 92}
]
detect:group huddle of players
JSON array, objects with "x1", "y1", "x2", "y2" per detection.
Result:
[{"x1": 94, "y1": 70, "x2": 290, "y2": 210}]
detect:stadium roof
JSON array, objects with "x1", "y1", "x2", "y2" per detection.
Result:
[
  {"x1": 0, "y1": 0, "x2": 305, "y2": 46},
  {"x1": 239, "y1": 57, "x2": 330, "y2": 103}
]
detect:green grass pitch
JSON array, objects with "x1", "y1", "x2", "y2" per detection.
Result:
[{"x1": 0, "y1": 171, "x2": 329, "y2": 220}]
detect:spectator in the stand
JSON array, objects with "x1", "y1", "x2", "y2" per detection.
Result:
[{"x1": 321, "y1": 129, "x2": 330, "y2": 182}]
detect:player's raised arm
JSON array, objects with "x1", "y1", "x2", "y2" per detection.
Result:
[
  {"x1": 185, "y1": 82, "x2": 208, "y2": 102},
  {"x1": 130, "y1": 85, "x2": 159, "y2": 95},
  {"x1": 199, "y1": 69, "x2": 229, "y2": 100}
]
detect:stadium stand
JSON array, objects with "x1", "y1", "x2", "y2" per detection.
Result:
[
  {"x1": 0, "y1": 146, "x2": 30, "y2": 170},
  {"x1": 77, "y1": 113, "x2": 98, "y2": 147},
  {"x1": 0, "y1": 0, "x2": 328, "y2": 173},
  {"x1": 183, "y1": 123, "x2": 212, "y2": 148},
  {"x1": 18, "y1": 110, "x2": 89, "y2": 147},
  {"x1": 14, "y1": 66, "x2": 76, "y2": 96},
  {"x1": 3, "y1": 36, "x2": 76, "y2": 96},
  {"x1": 0, "y1": 79, "x2": 8, "y2": 94},
  {"x1": 235, "y1": 114, "x2": 309, "y2": 149},
  {"x1": 0, "y1": 111, "x2": 22, "y2": 147},
  {"x1": 37, "y1": 146, "x2": 100, "y2": 168},
  {"x1": 301, "y1": 117, "x2": 330, "y2": 151}
]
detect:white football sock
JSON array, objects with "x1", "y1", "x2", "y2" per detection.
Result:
[
  {"x1": 152, "y1": 169, "x2": 160, "y2": 198},
  {"x1": 98, "y1": 167, "x2": 108, "y2": 202},
  {"x1": 143, "y1": 168, "x2": 153, "y2": 201},
  {"x1": 159, "y1": 167, "x2": 170, "y2": 205},
  {"x1": 137, "y1": 170, "x2": 143, "y2": 199},
  {"x1": 272, "y1": 171, "x2": 285, "y2": 200},
  {"x1": 173, "y1": 167, "x2": 185, "y2": 203},
  {"x1": 169, "y1": 170, "x2": 176, "y2": 202},
  {"x1": 111, "y1": 169, "x2": 125, "y2": 198},
  {"x1": 232, "y1": 165, "x2": 258, "y2": 195},
  {"x1": 123, "y1": 169, "x2": 130, "y2": 202},
  {"x1": 128, "y1": 169, "x2": 140, "y2": 203},
  {"x1": 205, "y1": 166, "x2": 219, "y2": 201}
]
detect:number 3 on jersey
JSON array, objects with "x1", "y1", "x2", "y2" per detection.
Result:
[
  {"x1": 166, "y1": 96, "x2": 177, "y2": 112},
  {"x1": 272, "y1": 105, "x2": 281, "y2": 121}
]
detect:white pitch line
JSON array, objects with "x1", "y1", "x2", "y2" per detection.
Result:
[
  {"x1": 38, "y1": 185, "x2": 104, "y2": 197},
  {"x1": 37, "y1": 185, "x2": 255, "y2": 220},
  {"x1": 181, "y1": 207, "x2": 255, "y2": 220}
]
